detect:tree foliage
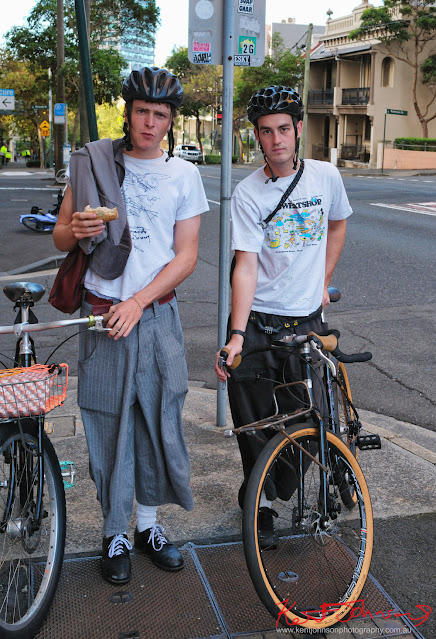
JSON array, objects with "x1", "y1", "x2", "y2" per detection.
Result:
[
  {"x1": 349, "y1": 0, "x2": 436, "y2": 137},
  {"x1": 4, "y1": 0, "x2": 159, "y2": 145}
]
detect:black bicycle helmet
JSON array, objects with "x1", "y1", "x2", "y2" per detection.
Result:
[
  {"x1": 122, "y1": 66, "x2": 183, "y2": 158},
  {"x1": 122, "y1": 66, "x2": 183, "y2": 108},
  {"x1": 247, "y1": 86, "x2": 303, "y2": 126}
]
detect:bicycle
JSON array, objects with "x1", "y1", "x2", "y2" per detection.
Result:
[
  {"x1": 0, "y1": 281, "x2": 105, "y2": 638},
  {"x1": 19, "y1": 189, "x2": 64, "y2": 234},
  {"x1": 220, "y1": 297, "x2": 380, "y2": 630}
]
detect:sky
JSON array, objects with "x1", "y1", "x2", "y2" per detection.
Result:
[{"x1": 0, "y1": 0, "x2": 383, "y2": 66}]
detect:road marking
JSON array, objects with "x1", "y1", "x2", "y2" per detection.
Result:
[
  {"x1": 10, "y1": 199, "x2": 28, "y2": 201},
  {"x1": 207, "y1": 199, "x2": 220, "y2": 205},
  {"x1": 371, "y1": 202, "x2": 436, "y2": 217}
]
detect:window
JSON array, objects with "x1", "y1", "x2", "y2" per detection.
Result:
[{"x1": 381, "y1": 57, "x2": 394, "y2": 87}]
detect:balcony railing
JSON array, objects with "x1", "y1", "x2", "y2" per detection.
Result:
[
  {"x1": 307, "y1": 89, "x2": 334, "y2": 105},
  {"x1": 341, "y1": 87, "x2": 370, "y2": 105}
]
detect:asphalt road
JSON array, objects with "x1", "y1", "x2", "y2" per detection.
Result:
[{"x1": 0, "y1": 161, "x2": 435, "y2": 434}]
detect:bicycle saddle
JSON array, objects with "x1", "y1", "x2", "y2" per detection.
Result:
[{"x1": 3, "y1": 282, "x2": 46, "y2": 303}]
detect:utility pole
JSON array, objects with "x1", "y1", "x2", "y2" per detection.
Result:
[
  {"x1": 299, "y1": 23, "x2": 313, "y2": 158},
  {"x1": 75, "y1": 0, "x2": 98, "y2": 141},
  {"x1": 79, "y1": 0, "x2": 90, "y2": 146},
  {"x1": 216, "y1": 0, "x2": 235, "y2": 427},
  {"x1": 55, "y1": 0, "x2": 65, "y2": 171}
]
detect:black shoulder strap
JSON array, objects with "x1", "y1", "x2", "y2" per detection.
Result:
[{"x1": 259, "y1": 159, "x2": 305, "y2": 229}]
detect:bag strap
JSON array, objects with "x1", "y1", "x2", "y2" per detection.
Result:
[{"x1": 258, "y1": 159, "x2": 305, "y2": 229}]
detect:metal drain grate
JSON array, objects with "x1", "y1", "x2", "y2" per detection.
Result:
[{"x1": 35, "y1": 541, "x2": 424, "y2": 639}]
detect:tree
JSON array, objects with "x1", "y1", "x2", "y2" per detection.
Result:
[
  {"x1": 165, "y1": 46, "x2": 222, "y2": 153},
  {"x1": 0, "y1": 50, "x2": 51, "y2": 165},
  {"x1": 5, "y1": 0, "x2": 160, "y2": 148},
  {"x1": 349, "y1": 0, "x2": 436, "y2": 138}
]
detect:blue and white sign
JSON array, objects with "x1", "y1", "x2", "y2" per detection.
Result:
[
  {"x1": 0, "y1": 89, "x2": 15, "y2": 111},
  {"x1": 54, "y1": 102, "x2": 66, "y2": 124}
]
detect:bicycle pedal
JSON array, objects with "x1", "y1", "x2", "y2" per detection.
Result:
[
  {"x1": 59, "y1": 461, "x2": 77, "y2": 488},
  {"x1": 357, "y1": 434, "x2": 381, "y2": 450}
]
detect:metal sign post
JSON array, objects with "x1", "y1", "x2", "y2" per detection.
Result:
[{"x1": 382, "y1": 108, "x2": 408, "y2": 173}]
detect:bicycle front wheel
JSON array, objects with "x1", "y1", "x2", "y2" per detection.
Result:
[
  {"x1": 243, "y1": 424, "x2": 373, "y2": 630},
  {"x1": 0, "y1": 421, "x2": 66, "y2": 638},
  {"x1": 21, "y1": 217, "x2": 54, "y2": 233}
]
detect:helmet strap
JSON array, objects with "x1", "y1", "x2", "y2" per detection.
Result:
[
  {"x1": 122, "y1": 102, "x2": 134, "y2": 151},
  {"x1": 166, "y1": 125, "x2": 174, "y2": 161}
]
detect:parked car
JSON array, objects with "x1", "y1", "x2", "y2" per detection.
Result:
[{"x1": 174, "y1": 144, "x2": 203, "y2": 164}]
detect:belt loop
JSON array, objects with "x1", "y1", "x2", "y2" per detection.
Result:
[{"x1": 152, "y1": 300, "x2": 160, "y2": 316}]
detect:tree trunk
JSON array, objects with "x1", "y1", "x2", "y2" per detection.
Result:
[
  {"x1": 196, "y1": 115, "x2": 203, "y2": 153},
  {"x1": 71, "y1": 109, "x2": 80, "y2": 152},
  {"x1": 234, "y1": 125, "x2": 244, "y2": 163}
]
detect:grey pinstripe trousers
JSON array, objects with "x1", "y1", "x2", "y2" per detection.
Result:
[{"x1": 78, "y1": 296, "x2": 193, "y2": 537}]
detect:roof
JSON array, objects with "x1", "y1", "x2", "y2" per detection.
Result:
[{"x1": 310, "y1": 42, "x2": 372, "y2": 60}]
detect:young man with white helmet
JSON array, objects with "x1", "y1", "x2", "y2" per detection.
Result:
[
  {"x1": 54, "y1": 67, "x2": 209, "y2": 584},
  {"x1": 215, "y1": 86, "x2": 352, "y2": 547}
]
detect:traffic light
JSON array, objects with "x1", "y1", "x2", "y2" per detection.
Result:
[{"x1": 217, "y1": 111, "x2": 222, "y2": 125}]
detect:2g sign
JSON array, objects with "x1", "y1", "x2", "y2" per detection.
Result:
[{"x1": 239, "y1": 36, "x2": 256, "y2": 55}]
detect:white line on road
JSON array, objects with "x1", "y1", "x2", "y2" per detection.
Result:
[
  {"x1": 207, "y1": 199, "x2": 220, "y2": 205},
  {"x1": 371, "y1": 203, "x2": 436, "y2": 217}
]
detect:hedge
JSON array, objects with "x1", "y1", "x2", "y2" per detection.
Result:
[
  {"x1": 205, "y1": 154, "x2": 239, "y2": 164},
  {"x1": 394, "y1": 137, "x2": 436, "y2": 151}
]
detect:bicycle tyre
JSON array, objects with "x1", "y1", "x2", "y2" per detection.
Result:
[
  {"x1": 21, "y1": 217, "x2": 55, "y2": 234},
  {"x1": 332, "y1": 362, "x2": 358, "y2": 508},
  {"x1": 0, "y1": 420, "x2": 66, "y2": 638},
  {"x1": 243, "y1": 424, "x2": 373, "y2": 629}
]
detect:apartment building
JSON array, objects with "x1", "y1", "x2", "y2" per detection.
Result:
[{"x1": 305, "y1": 0, "x2": 436, "y2": 167}]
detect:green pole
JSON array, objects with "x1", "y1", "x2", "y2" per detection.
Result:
[
  {"x1": 75, "y1": 0, "x2": 98, "y2": 141},
  {"x1": 382, "y1": 111, "x2": 387, "y2": 174}
]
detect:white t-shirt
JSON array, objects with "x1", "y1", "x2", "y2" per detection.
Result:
[
  {"x1": 231, "y1": 159, "x2": 352, "y2": 316},
  {"x1": 84, "y1": 152, "x2": 209, "y2": 300}
]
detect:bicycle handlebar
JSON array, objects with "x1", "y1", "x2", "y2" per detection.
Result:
[
  {"x1": 0, "y1": 315, "x2": 105, "y2": 336},
  {"x1": 220, "y1": 329, "x2": 372, "y2": 370}
]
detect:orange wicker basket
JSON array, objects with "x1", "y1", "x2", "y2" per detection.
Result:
[{"x1": 0, "y1": 364, "x2": 68, "y2": 420}]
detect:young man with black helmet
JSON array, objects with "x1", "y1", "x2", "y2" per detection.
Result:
[
  {"x1": 215, "y1": 86, "x2": 352, "y2": 547},
  {"x1": 54, "y1": 67, "x2": 208, "y2": 584}
]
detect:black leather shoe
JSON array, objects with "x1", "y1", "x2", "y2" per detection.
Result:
[
  {"x1": 258, "y1": 508, "x2": 279, "y2": 550},
  {"x1": 101, "y1": 534, "x2": 132, "y2": 585},
  {"x1": 134, "y1": 525, "x2": 184, "y2": 572}
]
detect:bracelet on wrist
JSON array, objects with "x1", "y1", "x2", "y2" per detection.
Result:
[
  {"x1": 131, "y1": 295, "x2": 143, "y2": 312},
  {"x1": 230, "y1": 329, "x2": 246, "y2": 339}
]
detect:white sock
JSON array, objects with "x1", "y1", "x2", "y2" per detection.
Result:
[
  {"x1": 136, "y1": 503, "x2": 157, "y2": 533},
  {"x1": 259, "y1": 492, "x2": 272, "y2": 509}
]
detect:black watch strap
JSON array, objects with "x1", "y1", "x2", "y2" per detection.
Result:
[{"x1": 230, "y1": 329, "x2": 246, "y2": 338}]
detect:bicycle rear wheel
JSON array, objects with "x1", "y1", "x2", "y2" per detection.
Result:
[
  {"x1": 0, "y1": 421, "x2": 66, "y2": 638},
  {"x1": 243, "y1": 424, "x2": 373, "y2": 629}
]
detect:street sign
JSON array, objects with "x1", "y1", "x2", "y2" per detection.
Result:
[
  {"x1": 387, "y1": 109, "x2": 408, "y2": 116},
  {"x1": 188, "y1": 0, "x2": 265, "y2": 67},
  {"x1": 40, "y1": 120, "x2": 50, "y2": 137},
  {"x1": 54, "y1": 102, "x2": 66, "y2": 124},
  {"x1": 0, "y1": 89, "x2": 15, "y2": 111}
]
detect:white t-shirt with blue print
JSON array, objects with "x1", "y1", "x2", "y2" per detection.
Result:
[
  {"x1": 84, "y1": 152, "x2": 209, "y2": 301},
  {"x1": 231, "y1": 159, "x2": 352, "y2": 316}
]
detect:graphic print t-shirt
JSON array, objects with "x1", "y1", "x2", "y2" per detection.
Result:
[
  {"x1": 84, "y1": 152, "x2": 209, "y2": 301},
  {"x1": 231, "y1": 159, "x2": 352, "y2": 316}
]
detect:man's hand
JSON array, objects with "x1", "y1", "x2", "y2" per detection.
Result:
[
  {"x1": 105, "y1": 298, "x2": 143, "y2": 340},
  {"x1": 71, "y1": 210, "x2": 105, "y2": 240},
  {"x1": 214, "y1": 335, "x2": 244, "y2": 382},
  {"x1": 322, "y1": 285, "x2": 331, "y2": 308}
]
